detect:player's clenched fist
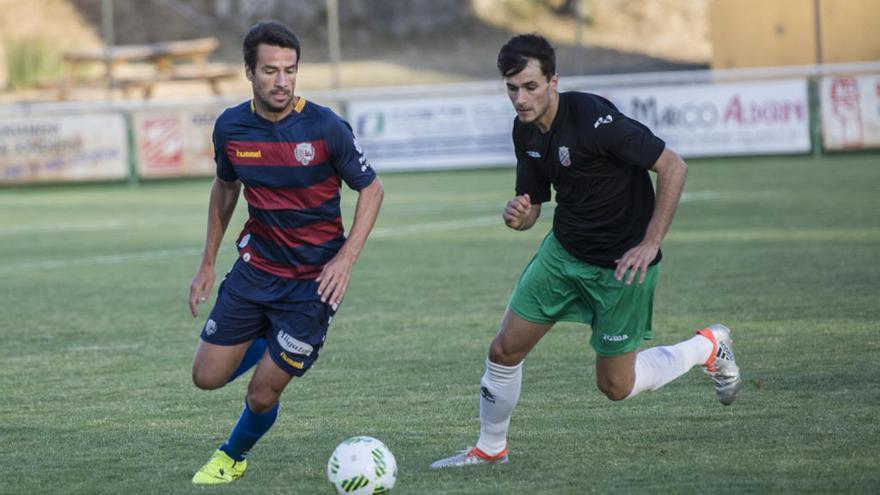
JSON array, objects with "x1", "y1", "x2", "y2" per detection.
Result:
[{"x1": 503, "y1": 193, "x2": 532, "y2": 230}]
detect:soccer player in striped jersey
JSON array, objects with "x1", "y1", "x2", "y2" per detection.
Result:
[{"x1": 187, "y1": 21, "x2": 383, "y2": 485}]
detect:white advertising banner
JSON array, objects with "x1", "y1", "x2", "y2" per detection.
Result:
[
  {"x1": 346, "y1": 80, "x2": 811, "y2": 170},
  {"x1": 595, "y1": 79, "x2": 811, "y2": 157},
  {"x1": 820, "y1": 75, "x2": 880, "y2": 150},
  {"x1": 346, "y1": 94, "x2": 516, "y2": 171},
  {"x1": 0, "y1": 113, "x2": 128, "y2": 183},
  {"x1": 132, "y1": 105, "x2": 223, "y2": 178}
]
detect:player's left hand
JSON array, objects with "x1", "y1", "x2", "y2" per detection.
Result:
[
  {"x1": 614, "y1": 241, "x2": 660, "y2": 285},
  {"x1": 316, "y1": 253, "x2": 355, "y2": 306}
]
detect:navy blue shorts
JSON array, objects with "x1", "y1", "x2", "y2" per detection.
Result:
[{"x1": 200, "y1": 260, "x2": 336, "y2": 377}]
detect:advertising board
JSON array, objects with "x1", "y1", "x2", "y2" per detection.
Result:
[
  {"x1": 132, "y1": 106, "x2": 221, "y2": 178},
  {"x1": 0, "y1": 113, "x2": 128, "y2": 183},
  {"x1": 820, "y1": 75, "x2": 880, "y2": 150},
  {"x1": 595, "y1": 79, "x2": 811, "y2": 157}
]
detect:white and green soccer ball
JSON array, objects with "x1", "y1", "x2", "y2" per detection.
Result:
[{"x1": 327, "y1": 436, "x2": 397, "y2": 495}]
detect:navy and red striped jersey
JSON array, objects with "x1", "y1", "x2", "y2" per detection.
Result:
[{"x1": 213, "y1": 97, "x2": 376, "y2": 280}]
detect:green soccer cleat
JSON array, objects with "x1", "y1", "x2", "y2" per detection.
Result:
[{"x1": 192, "y1": 449, "x2": 248, "y2": 485}]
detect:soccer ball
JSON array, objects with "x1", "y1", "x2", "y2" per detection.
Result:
[{"x1": 327, "y1": 436, "x2": 397, "y2": 495}]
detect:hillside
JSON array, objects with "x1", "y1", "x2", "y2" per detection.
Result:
[{"x1": 0, "y1": 0, "x2": 710, "y2": 100}]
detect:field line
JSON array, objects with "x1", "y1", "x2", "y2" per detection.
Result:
[
  {"x1": 681, "y1": 191, "x2": 723, "y2": 201},
  {"x1": 0, "y1": 191, "x2": 721, "y2": 236},
  {"x1": 0, "y1": 191, "x2": 730, "y2": 273},
  {"x1": 0, "y1": 220, "x2": 130, "y2": 235},
  {"x1": 0, "y1": 247, "x2": 201, "y2": 274},
  {"x1": 0, "y1": 218, "x2": 199, "y2": 236},
  {"x1": 0, "y1": 215, "x2": 503, "y2": 273},
  {"x1": 371, "y1": 215, "x2": 500, "y2": 237}
]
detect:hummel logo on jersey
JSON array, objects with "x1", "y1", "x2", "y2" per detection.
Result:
[
  {"x1": 238, "y1": 233, "x2": 251, "y2": 249},
  {"x1": 236, "y1": 149, "x2": 262, "y2": 158},
  {"x1": 594, "y1": 114, "x2": 613, "y2": 128},
  {"x1": 358, "y1": 154, "x2": 372, "y2": 172},
  {"x1": 526, "y1": 151, "x2": 541, "y2": 158}
]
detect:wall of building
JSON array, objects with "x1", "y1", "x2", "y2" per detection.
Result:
[
  {"x1": 819, "y1": 0, "x2": 880, "y2": 64},
  {"x1": 709, "y1": 0, "x2": 880, "y2": 68}
]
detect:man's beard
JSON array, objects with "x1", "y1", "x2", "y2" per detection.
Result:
[{"x1": 258, "y1": 92, "x2": 292, "y2": 114}]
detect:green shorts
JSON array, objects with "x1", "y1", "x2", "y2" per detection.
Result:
[{"x1": 508, "y1": 232, "x2": 659, "y2": 357}]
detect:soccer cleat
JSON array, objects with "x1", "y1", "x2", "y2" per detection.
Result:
[
  {"x1": 697, "y1": 323, "x2": 743, "y2": 406},
  {"x1": 192, "y1": 449, "x2": 248, "y2": 485},
  {"x1": 429, "y1": 445, "x2": 509, "y2": 469}
]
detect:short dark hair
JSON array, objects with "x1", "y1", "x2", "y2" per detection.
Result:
[
  {"x1": 497, "y1": 34, "x2": 556, "y2": 80},
  {"x1": 242, "y1": 20, "x2": 301, "y2": 72}
]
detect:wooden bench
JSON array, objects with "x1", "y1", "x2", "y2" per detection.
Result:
[{"x1": 60, "y1": 37, "x2": 239, "y2": 99}]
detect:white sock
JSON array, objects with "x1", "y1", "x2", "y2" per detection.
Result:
[
  {"x1": 475, "y1": 358, "x2": 523, "y2": 456},
  {"x1": 625, "y1": 333, "x2": 713, "y2": 399}
]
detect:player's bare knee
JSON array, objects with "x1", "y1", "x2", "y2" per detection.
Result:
[
  {"x1": 597, "y1": 377, "x2": 633, "y2": 401},
  {"x1": 246, "y1": 386, "x2": 281, "y2": 413},
  {"x1": 602, "y1": 386, "x2": 630, "y2": 401},
  {"x1": 488, "y1": 339, "x2": 523, "y2": 367},
  {"x1": 192, "y1": 368, "x2": 225, "y2": 390}
]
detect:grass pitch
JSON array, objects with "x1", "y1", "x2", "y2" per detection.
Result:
[{"x1": 0, "y1": 154, "x2": 878, "y2": 494}]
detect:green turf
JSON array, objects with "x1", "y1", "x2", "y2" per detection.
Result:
[{"x1": 1, "y1": 154, "x2": 878, "y2": 494}]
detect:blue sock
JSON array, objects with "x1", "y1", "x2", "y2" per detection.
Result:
[
  {"x1": 220, "y1": 400, "x2": 279, "y2": 461},
  {"x1": 226, "y1": 338, "x2": 267, "y2": 384}
]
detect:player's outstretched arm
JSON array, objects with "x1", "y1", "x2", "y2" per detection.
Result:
[
  {"x1": 615, "y1": 147, "x2": 687, "y2": 285},
  {"x1": 503, "y1": 193, "x2": 541, "y2": 231},
  {"x1": 317, "y1": 178, "x2": 385, "y2": 306},
  {"x1": 189, "y1": 177, "x2": 242, "y2": 317}
]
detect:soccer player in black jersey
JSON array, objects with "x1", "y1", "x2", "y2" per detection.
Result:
[{"x1": 431, "y1": 34, "x2": 742, "y2": 469}]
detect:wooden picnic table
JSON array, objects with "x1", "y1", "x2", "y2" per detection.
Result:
[{"x1": 60, "y1": 37, "x2": 239, "y2": 99}]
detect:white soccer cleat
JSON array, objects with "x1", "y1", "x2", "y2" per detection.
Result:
[
  {"x1": 429, "y1": 445, "x2": 509, "y2": 469},
  {"x1": 697, "y1": 323, "x2": 742, "y2": 406}
]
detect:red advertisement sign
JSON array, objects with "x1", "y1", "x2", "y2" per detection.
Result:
[{"x1": 138, "y1": 114, "x2": 184, "y2": 175}]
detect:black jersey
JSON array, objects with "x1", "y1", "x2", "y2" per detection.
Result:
[{"x1": 513, "y1": 91, "x2": 666, "y2": 268}]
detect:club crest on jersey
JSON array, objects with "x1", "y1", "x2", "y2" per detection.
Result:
[
  {"x1": 558, "y1": 146, "x2": 571, "y2": 167},
  {"x1": 294, "y1": 142, "x2": 315, "y2": 165}
]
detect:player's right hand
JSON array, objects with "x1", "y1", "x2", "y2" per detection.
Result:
[
  {"x1": 503, "y1": 194, "x2": 531, "y2": 230},
  {"x1": 188, "y1": 264, "x2": 216, "y2": 317}
]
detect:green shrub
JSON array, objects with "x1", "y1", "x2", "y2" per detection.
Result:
[{"x1": 4, "y1": 37, "x2": 62, "y2": 90}]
